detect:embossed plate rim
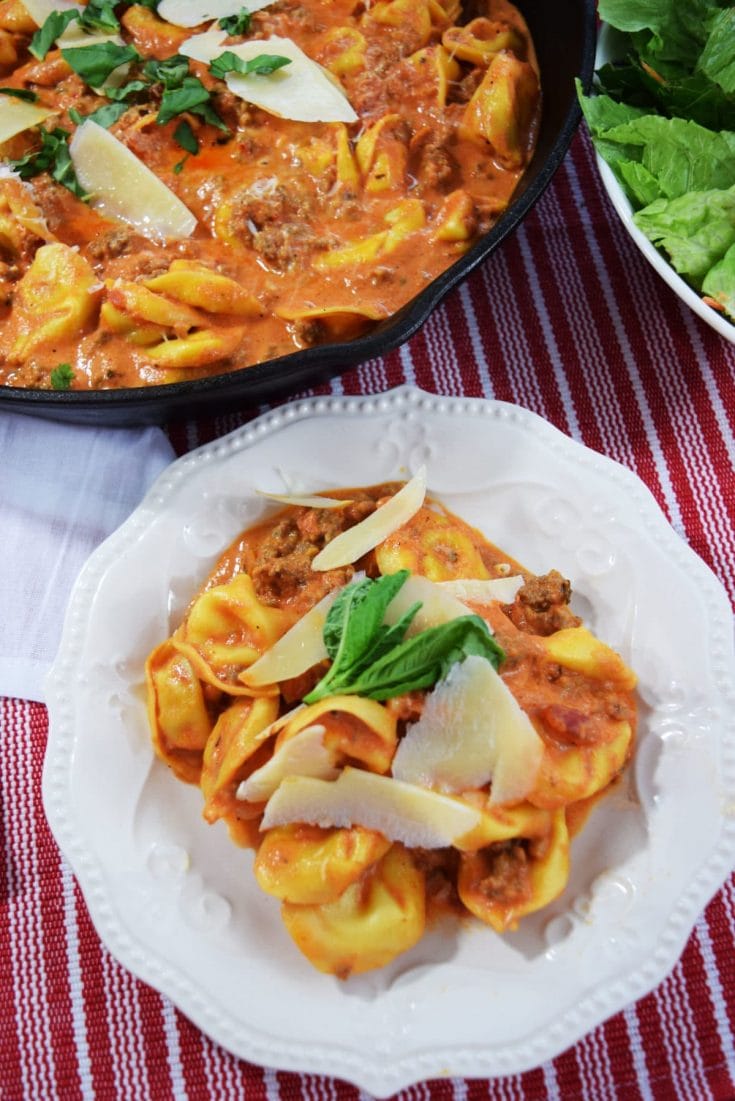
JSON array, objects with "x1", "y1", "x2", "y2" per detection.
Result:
[{"x1": 43, "y1": 385, "x2": 735, "y2": 1094}]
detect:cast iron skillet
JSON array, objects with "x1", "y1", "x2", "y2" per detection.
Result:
[{"x1": 0, "y1": 0, "x2": 597, "y2": 425}]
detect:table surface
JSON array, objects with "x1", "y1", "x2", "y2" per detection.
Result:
[{"x1": 2, "y1": 129, "x2": 734, "y2": 1101}]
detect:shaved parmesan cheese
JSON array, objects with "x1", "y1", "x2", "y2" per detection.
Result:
[
  {"x1": 69, "y1": 121, "x2": 197, "y2": 241},
  {"x1": 59, "y1": 29, "x2": 132, "y2": 90},
  {"x1": 239, "y1": 588, "x2": 337, "y2": 687},
  {"x1": 236, "y1": 724, "x2": 338, "y2": 803},
  {"x1": 438, "y1": 576, "x2": 524, "y2": 605},
  {"x1": 181, "y1": 31, "x2": 357, "y2": 123},
  {"x1": 384, "y1": 572, "x2": 474, "y2": 636},
  {"x1": 256, "y1": 490, "x2": 352, "y2": 509},
  {"x1": 392, "y1": 655, "x2": 544, "y2": 806},
  {"x1": 312, "y1": 467, "x2": 426, "y2": 571},
  {"x1": 159, "y1": 0, "x2": 273, "y2": 30},
  {"x1": 20, "y1": 0, "x2": 81, "y2": 27},
  {"x1": 0, "y1": 95, "x2": 52, "y2": 144},
  {"x1": 225, "y1": 37, "x2": 357, "y2": 123},
  {"x1": 262, "y1": 767, "x2": 482, "y2": 849},
  {"x1": 58, "y1": 25, "x2": 121, "y2": 48},
  {"x1": 179, "y1": 27, "x2": 228, "y2": 63}
]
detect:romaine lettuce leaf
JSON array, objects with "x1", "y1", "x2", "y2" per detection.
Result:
[
  {"x1": 580, "y1": 0, "x2": 735, "y2": 324},
  {"x1": 633, "y1": 185, "x2": 735, "y2": 286},
  {"x1": 698, "y1": 9, "x2": 735, "y2": 94},
  {"x1": 702, "y1": 242, "x2": 735, "y2": 316},
  {"x1": 598, "y1": 0, "x2": 724, "y2": 67},
  {"x1": 597, "y1": 116, "x2": 735, "y2": 198}
]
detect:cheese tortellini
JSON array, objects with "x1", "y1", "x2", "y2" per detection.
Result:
[{"x1": 146, "y1": 483, "x2": 637, "y2": 977}]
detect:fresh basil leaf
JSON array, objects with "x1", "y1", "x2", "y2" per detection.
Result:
[
  {"x1": 172, "y1": 156, "x2": 187, "y2": 174},
  {"x1": 29, "y1": 10, "x2": 79, "y2": 60},
  {"x1": 189, "y1": 98, "x2": 229, "y2": 132},
  {"x1": 322, "y1": 571, "x2": 410, "y2": 672},
  {"x1": 334, "y1": 572, "x2": 415, "y2": 676},
  {"x1": 307, "y1": 614, "x2": 504, "y2": 703},
  {"x1": 174, "y1": 118, "x2": 199, "y2": 154},
  {"x1": 143, "y1": 54, "x2": 190, "y2": 90},
  {"x1": 133, "y1": 0, "x2": 159, "y2": 8},
  {"x1": 50, "y1": 363, "x2": 75, "y2": 390},
  {"x1": 348, "y1": 615, "x2": 505, "y2": 701},
  {"x1": 70, "y1": 101, "x2": 129, "y2": 128},
  {"x1": 79, "y1": 0, "x2": 120, "y2": 33},
  {"x1": 0, "y1": 87, "x2": 38, "y2": 102},
  {"x1": 10, "y1": 127, "x2": 87, "y2": 199},
  {"x1": 209, "y1": 51, "x2": 291, "y2": 80},
  {"x1": 61, "y1": 42, "x2": 140, "y2": 88},
  {"x1": 157, "y1": 75, "x2": 211, "y2": 125},
  {"x1": 219, "y1": 10, "x2": 252, "y2": 36},
  {"x1": 105, "y1": 78, "x2": 151, "y2": 102}
]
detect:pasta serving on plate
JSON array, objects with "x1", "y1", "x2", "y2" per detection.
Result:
[
  {"x1": 0, "y1": 0, "x2": 540, "y2": 390},
  {"x1": 146, "y1": 472, "x2": 638, "y2": 978}
]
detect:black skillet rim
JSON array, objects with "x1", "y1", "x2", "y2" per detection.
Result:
[{"x1": 0, "y1": 0, "x2": 598, "y2": 425}]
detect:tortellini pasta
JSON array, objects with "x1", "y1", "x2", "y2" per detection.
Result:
[
  {"x1": 0, "y1": 0, "x2": 541, "y2": 389},
  {"x1": 146, "y1": 482, "x2": 637, "y2": 977}
]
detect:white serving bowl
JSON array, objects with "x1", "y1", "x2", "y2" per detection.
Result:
[{"x1": 594, "y1": 25, "x2": 735, "y2": 345}]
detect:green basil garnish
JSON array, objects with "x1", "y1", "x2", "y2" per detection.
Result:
[
  {"x1": 304, "y1": 570, "x2": 505, "y2": 703},
  {"x1": 209, "y1": 51, "x2": 291, "y2": 80}
]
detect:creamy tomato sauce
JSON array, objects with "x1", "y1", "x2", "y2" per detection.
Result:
[{"x1": 0, "y1": 0, "x2": 540, "y2": 389}]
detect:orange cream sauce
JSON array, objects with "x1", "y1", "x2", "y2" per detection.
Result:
[{"x1": 0, "y1": 0, "x2": 540, "y2": 388}]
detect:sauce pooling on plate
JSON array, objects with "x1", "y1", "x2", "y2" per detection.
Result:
[
  {"x1": 0, "y1": 0, "x2": 540, "y2": 390},
  {"x1": 146, "y1": 479, "x2": 637, "y2": 978}
]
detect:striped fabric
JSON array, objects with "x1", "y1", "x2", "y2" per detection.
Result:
[{"x1": 2, "y1": 130, "x2": 734, "y2": 1100}]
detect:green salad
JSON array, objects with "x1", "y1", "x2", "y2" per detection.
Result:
[{"x1": 577, "y1": 0, "x2": 735, "y2": 326}]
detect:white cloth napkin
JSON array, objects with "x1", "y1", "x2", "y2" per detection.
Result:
[{"x1": 0, "y1": 410, "x2": 175, "y2": 703}]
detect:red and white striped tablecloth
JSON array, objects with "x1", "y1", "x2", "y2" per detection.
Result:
[{"x1": 2, "y1": 130, "x2": 734, "y2": 1100}]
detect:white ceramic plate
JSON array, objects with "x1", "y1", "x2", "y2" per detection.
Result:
[
  {"x1": 43, "y1": 386, "x2": 735, "y2": 1095},
  {"x1": 594, "y1": 25, "x2": 735, "y2": 345}
]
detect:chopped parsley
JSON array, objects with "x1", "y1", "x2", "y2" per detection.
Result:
[
  {"x1": 218, "y1": 10, "x2": 252, "y2": 36},
  {"x1": 209, "y1": 51, "x2": 292, "y2": 80},
  {"x1": 50, "y1": 364, "x2": 75, "y2": 391}
]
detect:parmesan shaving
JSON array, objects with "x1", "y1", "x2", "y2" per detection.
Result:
[
  {"x1": 438, "y1": 576, "x2": 524, "y2": 605},
  {"x1": 68, "y1": 121, "x2": 197, "y2": 241},
  {"x1": 0, "y1": 95, "x2": 53, "y2": 144},
  {"x1": 239, "y1": 588, "x2": 337, "y2": 687},
  {"x1": 392, "y1": 655, "x2": 544, "y2": 806},
  {"x1": 384, "y1": 572, "x2": 475, "y2": 636},
  {"x1": 256, "y1": 490, "x2": 352, "y2": 509},
  {"x1": 20, "y1": 0, "x2": 81, "y2": 27},
  {"x1": 262, "y1": 767, "x2": 482, "y2": 849},
  {"x1": 158, "y1": 0, "x2": 273, "y2": 29},
  {"x1": 179, "y1": 27, "x2": 228, "y2": 63},
  {"x1": 311, "y1": 467, "x2": 427, "y2": 571},
  {"x1": 180, "y1": 31, "x2": 357, "y2": 123},
  {"x1": 236, "y1": 724, "x2": 338, "y2": 803}
]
